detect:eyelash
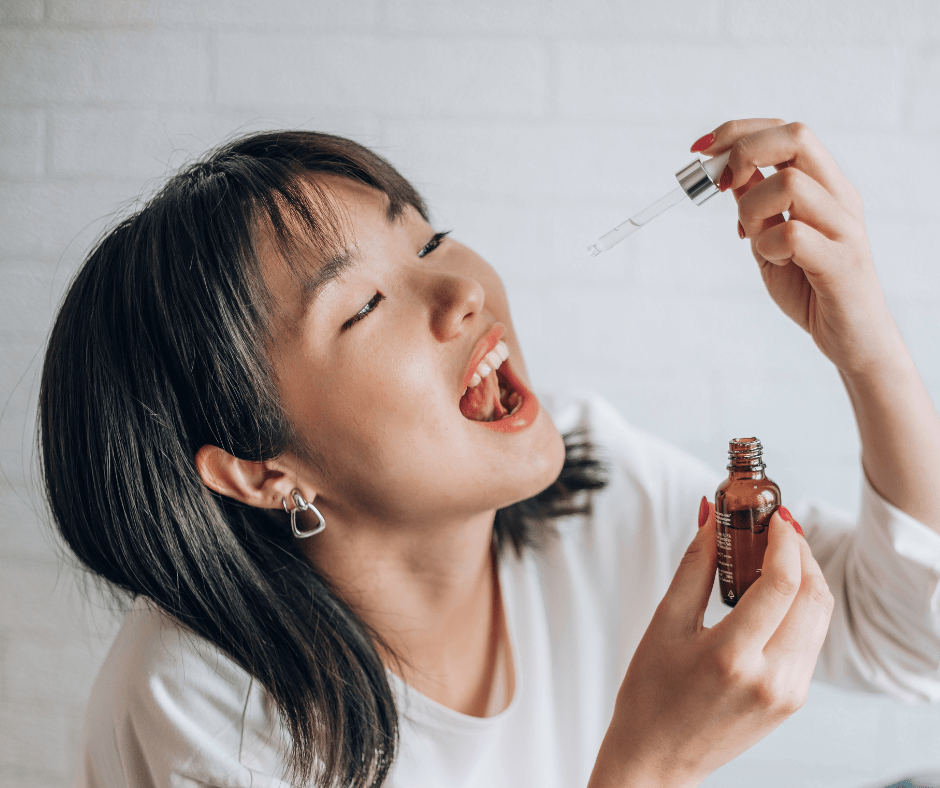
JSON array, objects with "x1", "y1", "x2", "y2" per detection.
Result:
[
  {"x1": 418, "y1": 230, "x2": 451, "y2": 258},
  {"x1": 342, "y1": 232, "x2": 451, "y2": 330},
  {"x1": 342, "y1": 292, "x2": 385, "y2": 331}
]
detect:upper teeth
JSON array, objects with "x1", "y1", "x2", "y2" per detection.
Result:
[{"x1": 468, "y1": 341, "x2": 509, "y2": 388}]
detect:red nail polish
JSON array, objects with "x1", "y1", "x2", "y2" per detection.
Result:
[
  {"x1": 690, "y1": 132, "x2": 715, "y2": 153},
  {"x1": 718, "y1": 166, "x2": 733, "y2": 192},
  {"x1": 737, "y1": 221, "x2": 745, "y2": 239},
  {"x1": 698, "y1": 495, "x2": 709, "y2": 528},
  {"x1": 777, "y1": 506, "x2": 804, "y2": 537}
]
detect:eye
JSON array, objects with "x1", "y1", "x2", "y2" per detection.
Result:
[
  {"x1": 417, "y1": 230, "x2": 451, "y2": 258},
  {"x1": 342, "y1": 292, "x2": 385, "y2": 331}
]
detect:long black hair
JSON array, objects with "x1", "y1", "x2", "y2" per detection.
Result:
[{"x1": 38, "y1": 130, "x2": 607, "y2": 787}]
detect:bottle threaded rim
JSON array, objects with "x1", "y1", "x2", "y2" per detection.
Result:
[{"x1": 727, "y1": 437, "x2": 765, "y2": 470}]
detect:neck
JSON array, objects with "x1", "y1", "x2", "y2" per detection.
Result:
[{"x1": 298, "y1": 507, "x2": 505, "y2": 716}]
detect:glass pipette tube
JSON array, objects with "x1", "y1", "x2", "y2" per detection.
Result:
[
  {"x1": 587, "y1": 151, "x2": 730, "y2": 257},
  {"x1": 587, "y1": 186, "x2": 686, "y2": 257}
]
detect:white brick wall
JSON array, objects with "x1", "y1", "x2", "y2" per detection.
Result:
[{"x1": 1, "y1": 1, "x2": 939, "y2": 784}]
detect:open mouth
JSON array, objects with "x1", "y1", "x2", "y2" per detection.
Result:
[
  {"x1": 457, "y1": 332, "x2": 540, "y2": 432},
  {"x1": 459, "y1": 355, "x2": 524, "y2": 422}
]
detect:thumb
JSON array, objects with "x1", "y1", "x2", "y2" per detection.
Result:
[{"x1": 655, "y1": 497, "x2": 718, "y2": 635}]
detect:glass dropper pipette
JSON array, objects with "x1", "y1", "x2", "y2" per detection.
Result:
[{"x1": 587, "y1": 150, "x2": 731, "y2": 257}]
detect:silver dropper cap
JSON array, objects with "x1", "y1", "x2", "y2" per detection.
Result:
[
  {"x1": 586, "y1": 150, "x2": 732, "y2": 257},
  {"x1": 675, "y1": 150, "x2": 731, "y2": 206}
]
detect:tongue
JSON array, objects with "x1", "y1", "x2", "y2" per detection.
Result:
[{"x1": 460, "y1": 370, "x2": 509, "y2": 422}]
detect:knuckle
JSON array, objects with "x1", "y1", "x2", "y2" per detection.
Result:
[
  {"x1": 713, "y1": 647, "x2": 751, "y2": 686},
  {"x1": 749, "y1": 678, "x2": 779, "y2": 709},
  {"x1": 781, "y1": 218, "x2": 803, "y2": 246},
  {"x1": 779, "y1": 685, "x2": 808, "y2": 715},
  {"x1": 786, "y1": 121, "x2": 815, "y2": 146},
  {"x1": 732, "y1": 134, "x2": 756, "y2": 163},
  {"x1": 778, "y1": 165, "x2": 802, "y2": 190},
  {"x1": 768, "y1": 572, "x2": 801, "y2": 600},
  {"x1": 720, "y1": 119, "x2": 744, "y2": 140},
  {"x1": 803, "y1": 575, "x2": 835, "y2": 614},
  {"x1": 787, "y1": 680, "x2": 810, "y2": 713},
  {"x1": 736, "y1": 193, "x2": 762, "y2": 224},
  {"x1": 749, "y1": 677, "x2": 805, "y2": 714}
]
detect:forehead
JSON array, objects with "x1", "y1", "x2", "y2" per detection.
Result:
[
  {"x1": 320, "y1": 174, "x2": 394, "y2": 225},
  {"x1": 253, "y1": 175, "x2": 384, "y2": 271},
  {"x1": 254, "y1": 175, "x2": 409, "y2": 329},
  {"x1": 257, "y1": 174, "x2": 397, "y2": 266}
]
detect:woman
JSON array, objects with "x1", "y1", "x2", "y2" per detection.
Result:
[{"x1": 40, "y1": 119, "x2": 940, "y2": 788}]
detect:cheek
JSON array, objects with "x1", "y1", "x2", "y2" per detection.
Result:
[
  {"x1": 472, "y1": 259, "x2": 512, "y2": 319},
  {"x1": 289, "y1": 346, "x2": 447, "y2": 477}
]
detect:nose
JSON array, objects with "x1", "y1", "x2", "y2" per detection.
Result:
[{"x1": 426, "y1": 271, "x2": 485, "y2": 343}]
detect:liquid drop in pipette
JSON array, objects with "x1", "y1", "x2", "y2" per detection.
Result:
[{"x1": 587, "y1": 150, "x2": 731, "y2": 257}]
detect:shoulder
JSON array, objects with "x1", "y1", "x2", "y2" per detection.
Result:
[
  {"x1": 93, "y1": 597, "x2": 255, "y2": 736},
  {"x1": 77, "y1": 597, "x2": 283, "y2": 788}
]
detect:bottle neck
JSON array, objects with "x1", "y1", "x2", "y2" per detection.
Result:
[
  {"x1": 727, "y1": 437, "x2": 766, "y2": 479},
  {"x1": 729, "y1": 467, "x2": 766, "y2": 480}
]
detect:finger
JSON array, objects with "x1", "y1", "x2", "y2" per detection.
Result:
[
  {"x1": 737, "y1": 167, "x2": 852, "y2": 242},
  {"x1": 721, "y1": 122, "x2": 854, "y2": 207},
  {"x1": 763, "y1": 512, "x2": 834, "y2": 675},
  {"x1": 655, "y1": 499, "x2": 718, "y2": 636},
  {"x1": 731, "y1": 166, "x2": 766, "y2": 200},
  {"x1": 752, "y1": 218, "x2": 846, "y2": 277},
  {"x1": 714, "y1": 511, "x2": 802, "y2": 650},
  {"x1": 689, "y1": 118, "x2": 786, "y2": 154},
  {"x1": 731, "y1": 168, "x2": 787, "y2": 241}
]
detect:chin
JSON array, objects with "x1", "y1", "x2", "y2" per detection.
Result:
[{"x1": 496, "y1": 410, "x2": 567, "y2": 509}]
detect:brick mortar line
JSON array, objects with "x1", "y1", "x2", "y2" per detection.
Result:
[
  {"x1": 5, "y1": 24, "x2": 931, "y2": 47},
  {"x1": 1, "y1": 26, "x2": 923, "y2": 47}
]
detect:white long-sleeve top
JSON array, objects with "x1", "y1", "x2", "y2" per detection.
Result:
[{"x1": 75, "y1": 392, "x2": 940, "y2": 788}]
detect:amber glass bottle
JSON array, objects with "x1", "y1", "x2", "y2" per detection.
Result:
[{"x1": 715, "y1": 438, "x2": 781, "y2": 607}]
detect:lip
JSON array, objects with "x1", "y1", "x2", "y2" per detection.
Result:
[
  {"x1": 475, "y1": 358, "x2": 540, "y2": 433},
  {"x1": 461, "y1": 323, "x2": 506, "y2": 391},
  {"x1": 459, "y1": 323, "x2": 540, "y2": 434}
]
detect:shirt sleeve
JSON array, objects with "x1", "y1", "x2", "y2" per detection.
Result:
[
  {"x1": 802, "y1": 476, "x2": 940, "y2": 702},
  {"x1": 75, "y1": 600, "x2": 292, "y2": 788},
  {"x1": 549, "y1": 390, "x2": 940, "y2": 703}
]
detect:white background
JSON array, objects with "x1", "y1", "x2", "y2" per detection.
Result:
[{"x1": 1, "y1": 0, "x2": 939, "y2": 785}]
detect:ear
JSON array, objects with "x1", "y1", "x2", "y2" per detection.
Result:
[{"x1": 195, "y1": 444, "x2": 299, "y2": 511}]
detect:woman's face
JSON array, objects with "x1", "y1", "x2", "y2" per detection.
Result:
[{"x1": 263, "y1": 176, "x2": 565, "y2": 529}]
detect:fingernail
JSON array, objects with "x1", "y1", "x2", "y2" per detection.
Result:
[
  {"x1": 718, "y1": 165, "x2": 733, "y2": 192},
  {"x1": 698, "y1": 496, "x2": 709, "y2": 528},
  {"x1": 690, "y1": 132, "x2": 715, "y2": 153},
  {"x1": 778, "y1": 506, "x2": 804, "y2": 537},
  {"x1": 737, "y1": 221, "x2": 745, "y2": 239}
]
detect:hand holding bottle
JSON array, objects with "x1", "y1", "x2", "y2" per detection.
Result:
[
  {"x1": 587, "y1": 503, "x2": 834, "y2": 788},
  {"x1": 692, "y1": 119, "x2": 903, "y2": 379}
]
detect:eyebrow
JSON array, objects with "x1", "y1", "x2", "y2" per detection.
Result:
[{"x1": 299, "y1": 250, "x2": 359, "y2": 312}]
